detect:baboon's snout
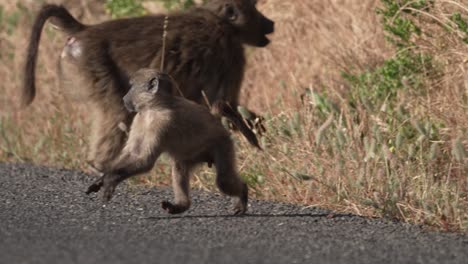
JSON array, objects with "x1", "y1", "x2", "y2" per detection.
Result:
[
  {"x1": 255, "y1": 15, "x2": 274, "y2": 47},
  {"x1": 262, "y1": 16, "x2": 275, "y2": 35}
]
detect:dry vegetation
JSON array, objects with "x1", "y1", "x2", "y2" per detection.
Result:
[{"x1": 0, "y1": 0, "x2": 466, "y2": 231}]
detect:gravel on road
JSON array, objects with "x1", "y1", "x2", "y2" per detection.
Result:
[{"x1": 0, "y1": 163, "x2": 466, "y2": 264}]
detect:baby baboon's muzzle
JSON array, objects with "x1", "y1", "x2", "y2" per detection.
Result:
[{"x1": 123, "y1": 94, "x2": 136, "y2": 112}]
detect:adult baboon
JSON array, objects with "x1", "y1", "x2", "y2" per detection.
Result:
[
  {"x1": 22, "y1": 0, "x2": 274, "y2": 173},
  {"x1": 86, "y1": 68, "x2": 248, "y2": 215}
]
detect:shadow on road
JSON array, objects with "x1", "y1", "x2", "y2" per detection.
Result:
[{"x1": 145, "y1": 212, "x2": 358, "y2": 220}]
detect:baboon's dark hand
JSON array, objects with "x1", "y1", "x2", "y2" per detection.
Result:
[{"x1": 85, "y1": 177, "x2": 104, "y2": 194}]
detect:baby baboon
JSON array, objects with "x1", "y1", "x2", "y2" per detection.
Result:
[
  {"x1": 22, "y1": 0, "x2": 274, "y2": 173},
  {"x1": 86, "y1": 69, "x2": 248, "y2": 215}
]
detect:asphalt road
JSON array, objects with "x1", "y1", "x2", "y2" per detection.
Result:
[{"x1": 0, "y1": 163, "x2": 466, "y2": 264}]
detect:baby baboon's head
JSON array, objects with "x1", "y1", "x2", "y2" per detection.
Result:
[{"x1": 124, "y1": 68, "x2": 174, "y2": 112}]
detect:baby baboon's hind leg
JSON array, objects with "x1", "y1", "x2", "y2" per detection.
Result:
[
  {"x1": 161, "y1": 161, "x2": 193, "y2": 214},
  {"x1": 213, "y1": 141, "x2": 248, "y2": 215}
]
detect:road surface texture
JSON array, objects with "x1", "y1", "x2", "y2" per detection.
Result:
[{"x1": 0, "y1": 163, "x2": 466, "y2": 264}]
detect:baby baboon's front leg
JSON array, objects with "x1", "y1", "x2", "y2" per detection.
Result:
[
  {"x1": 161, "y1": 162, "x2": 193, "y2": 214},
  {"x1": 102, "y1": 150, "x2": 161, "y2": 202},
  {"x1": 86, "y1": 147, "x2": 161, "y2": 201},
  {"x1": 86, "y1": 169, "x2": 129, "y2": 202}
]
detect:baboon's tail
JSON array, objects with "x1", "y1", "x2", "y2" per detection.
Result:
[
  {"x1": 22, "y1": 4, "x2": 85, "y2": 107},
  {"x1": 212, "y1": 101, "x2": 262, "y2": 150}
]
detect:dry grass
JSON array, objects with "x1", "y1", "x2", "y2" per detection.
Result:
[
  {"x1": 243, "y1": 0, "x2": 392, "y2": 111},
  {"x1": 0, "y1": 0, "x2": 466, "y2": 231}
]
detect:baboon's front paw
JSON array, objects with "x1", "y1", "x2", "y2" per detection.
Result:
[
  {"x1": 85, "y1": 177, "x2": 104, "y2": 194},
  {"x1": 161, "y1": 201, "x2": 189, "y2": 214}
]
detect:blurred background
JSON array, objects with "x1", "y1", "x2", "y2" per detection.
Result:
[{"x1": 0, "y1": 0, "x2": 466, "y2": 231}]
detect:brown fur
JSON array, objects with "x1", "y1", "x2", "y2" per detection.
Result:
[
  {"x1": 22, "y1": 0, "x2": 273, "y2": 173},
  {"x1": 86, "y1": 69, "x2": 248, "y2": 215}
]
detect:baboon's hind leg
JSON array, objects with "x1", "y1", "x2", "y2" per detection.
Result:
[
  {"x1": 161, "y1": 161, "x2": 193, "y2": 214},
  {"x1": 87, "y1": 109, "x2": 131, "y2": 173},
  {"x1": 84, "y1": 46, "x2": 133, "y2": 173},
  {"x1": 213, "y1": 141, "x2": 248, "y2": 215},
  {"x1": 84, "y1": 112, "x2": 137, "y2": 195}
]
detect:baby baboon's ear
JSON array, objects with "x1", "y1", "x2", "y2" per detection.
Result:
[{"x1": 148, "y1": 77, "x2": 160, "y2": 94}]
